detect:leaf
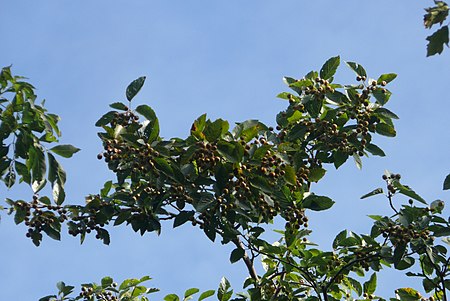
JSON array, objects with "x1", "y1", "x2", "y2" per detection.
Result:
[
  {"x1": 346, "y1": 61, "x2": 367, "y2": 78},
  {"x1": 320, "y1": 56, "x2": 340, "y2": 80},
  {"x1": 126, "y1": 76, "x2": 146, "y2": 101},
  {"x1": 230, "y1": 248, "x2": 245, "y2": 263},
  {"x1": 392, "y1": 181, "x2": 427, "y2": 204},
  {"x1": 365, "y1": 143, "x2": 386, "y2": 157},
  {"x1": 173, "y1": 211, "x2": 195, "y2": 228},
  {"x1": 164, "y1": 294, "x2": 180, "y2": 301},
  {"x1": 198, "y1": 290, "x2": 215, "y2": 301},
  {"x1": 153, "y1": 157, "x2": 174, "y2": 178},
  {"x1": 50, "y1": 144, "x2": 80, "y2": 158},
  {"x1": 217, "y1": 277, "x2": 233, "y2": 301},
  {"x1": 426, "y1": 26, "x2": 449, "y2": 56},
  {"x1": 95, "y1": 111, "x2": 116, "y2": 127},
  {"x1": 302, "y1": 194, "x2": 334, "y2": 211},
  {"x1": 352, "y1": 153, "x2": 362, "y2": 170},
  {"x1": 109, "y1": 102, "x2": 129, "y2": 111},
  {"x1": 101, "y1": 276, "x2": 113, "y2": 288},
  {"x1": 375, "y1": 123, "x2": 396, "y2": 137},
  {"x1": 374, "y1": 107, "x2": 399, "y2": 120},
  {"x1": 363, "y1": 273, "x2": 377, "y2": 295},
  {"x1": 377, "y1": 73, "x2": 397, "y2": 85},
  {"x1": 308, "y1": 167, "x2": 326, "y2": 183},
  {"x1": 361, "y1": 188, "x2": 384, "y2": 199},
  {"x1": 136, "y1": 104, "x2": 157, "y2": 122},
  {"x1": 396, "y1": 288, "x2": 422, "y2": 301},
  {"x1": 444, "y1": 174, "x2": 450, "y2": 190}
]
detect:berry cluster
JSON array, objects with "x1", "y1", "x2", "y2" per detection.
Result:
[
  {"x1": 15, "y1": 196, "x2": 67, "y2": 241},
  {"x1": 79, "y1": 285, "x2": 118, "y2": 301},
  {"x1": 381, "y1": 222, "x2": 431, "y2": 246}
]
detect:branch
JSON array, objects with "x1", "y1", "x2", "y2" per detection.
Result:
[{"x1": 232, "y1": 237, "x2": 259, "y2": 281}]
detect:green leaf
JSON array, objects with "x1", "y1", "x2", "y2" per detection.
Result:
[
  {"x1": 43, "y1": 224, "x2": 61, "y2": 241},
  {"x1": 303, "y1": 95, "x2": 322, "y2": 118},
  {"x1": 109, "y1": 102, "x2": 129, "y2": 111},
  {"x1": 230, "y1": 248, "x2": 245, "y2": 264},
  {"x1": 352, "y1": 153, "x2": 362, "y2": 170},
  {"x1": 173, "y1": 211, "x2": 195, "y2": 228},
  {"x1": 377, "y1": 73, "x2": 397, "y2": 85},
  {"x1": 153, "y1": 157, "x2": 174, "y2": 178},
  {"x1": 365, "y1": 143, "x2": 386, "y2": 157},
  {"x1": 346, "y1": 62, "x2": 367, "y2": 78},
  {"x1": 426, "y1": 26, "x2": 449, "y2": 56},
  {"x1": 95, "y1": 111, "x2": 116, "y2": 127},
  {"x1": 302, "y1": 194, "x2": 334, "y2": 211},
  {"x1": 101, "y1": 276, "x2": 113, "y2": 288},
  {"x1": 443, "y1": 174, "x2": 450, "y2": 190},
  {"x1": 164, "y1": 294, "x2": 180, "y2": 301},
  {"x1": 184, "y1": 288, "x2": 199, "y2": 299},
  {"x1": 126, "y1": 76, "x2": 146, "y2": 101},
  {"x1": 361, "y1": 188, "x2": 384, "y2": 199},
  {"x1": 333, "y1": 151, "x2": 348, "y2": 169},
  {"x1": 396, "y1": 288, "x2": 422, "y2": 301},
  {"x1": 217, "y1": 277, "x2": 233, "y2": 301},
  {"x1": 374, "y1": 108, "x2": 399, "y2": 120},
  {"x1": 393, "y1": 243, "x2": 407, "y2": 267},
  {"x1": 363, "y1": 273, "x2": 377, "y2": 295},
  {"x1": 392, "y1": 181, "x2": 427, "y2": 204},
  {"x1": 136, "y1": 104, "x2": 157, "y2": 122},
  {"x1": 320, "y1": 56, "x2": 340, "y2": 80},
  {"x1": 50, "y1": 144, "x2": 80, "y2": 158},
  {"x1": 375, "y1": 123, "x2": 396, "y2": 137},
  {"x1": 198, "y1": 290, "x2": 215, "y2": 301},
  {"x1": 308, "y1": 167, "x2": 326, "y2": 183}
]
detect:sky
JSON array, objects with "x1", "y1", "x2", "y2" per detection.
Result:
[{"x1": 1, "y1": 1, "x2": 449, "y2": 300}]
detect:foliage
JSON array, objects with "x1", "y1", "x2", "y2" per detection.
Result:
[
  {"x1": 424, "y1": 1, "x2": 450, "y2": 56},
  {"x1": 1, "y1": 57, "x2": 449, "y2": 301}
]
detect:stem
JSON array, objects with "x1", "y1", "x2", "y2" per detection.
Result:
[
  {"x1": 232, "y1": 237, "x2": 259, "y2": 281},
  {"x1": 387, "y1": 192, "x2": 398, "y2": 214}
]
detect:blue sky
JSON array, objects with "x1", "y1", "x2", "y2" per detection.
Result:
[{"x1": 1, "y1": 1, "x2": 449, "y2": 299}]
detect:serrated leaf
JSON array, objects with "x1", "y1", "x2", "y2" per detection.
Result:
[
  {"x1": 361, "y1": 188, "x2": 384, "y2": 199},
  {"x1": 320, "y1": 56, "x2": 340, "y2": 80},
  {"x1": 126, "y1": 76, "x2": 146, "y2": 101},
  {"x1": 426, "y1": 26, "x2": 449, "y2": 56}
]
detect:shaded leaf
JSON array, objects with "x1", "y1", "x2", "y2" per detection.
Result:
[
  {"x1": 426, "y1": 25, "x2": 449, "y2": 56},
  {"x1": 230, "y1": 248, "x2": 245, "y2": 264},
  {"x1": 126, "y1": 76, "x2": 146, "y2": 101},
  {"x1": 443, "y1": 173, "x2": 450, "y2": 190},
  {"x1": 361, "y1": 188, "x2": 384, "y2": 199},
  {"x1": 302, "y1": 194, "x2": 334, "y2": 211}
]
